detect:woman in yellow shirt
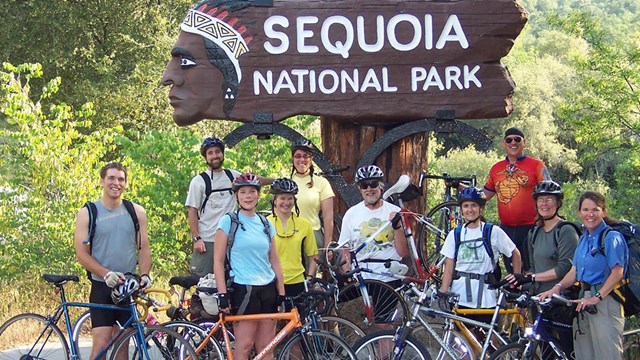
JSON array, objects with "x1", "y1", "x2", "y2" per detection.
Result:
[{"x1": 268, "y1": 178, "x2": 319, "y2": 296}]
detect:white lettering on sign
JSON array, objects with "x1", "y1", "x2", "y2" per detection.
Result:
[
  {"x1": 253, "y1": 67, "x2": 399, "y2": 95},
  {"x1": 410, "y1": 65, "x2": 481, "y2": 91},
  {"x1": 264, "y1": 14, "x2": 469, "y2": 57}
]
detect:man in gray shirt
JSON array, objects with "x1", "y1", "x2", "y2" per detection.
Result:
[{"x1": 74, "y1": 162, "x2": 151, "y2": 359}]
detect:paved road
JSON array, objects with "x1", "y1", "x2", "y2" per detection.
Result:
[{"x1": 2, "y1": 339, "x2": 91, "y2": 359}]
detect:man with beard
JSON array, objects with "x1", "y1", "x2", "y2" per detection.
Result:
[{"x1": 185, "y1": 137, "x2": 271, "y2": 276}]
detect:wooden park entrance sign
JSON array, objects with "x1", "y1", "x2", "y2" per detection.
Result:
[{"x1": 162, "y1": 0, "x2": 528, "y2": 211}]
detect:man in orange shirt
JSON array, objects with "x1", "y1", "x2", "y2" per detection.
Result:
[{"x1": 483, "y1": 127, "x2": 551, "y2": 272}]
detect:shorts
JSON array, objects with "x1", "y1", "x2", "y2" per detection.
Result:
[
  {"x1": 89, "y1": 280, "x2": 132, "y2": 328},
  {"x1": 190, "y1": 241, "x2": 215, "y2": 276},
  {"x1": 231, "y1": 281, "x2": 278, "y2": 315}
]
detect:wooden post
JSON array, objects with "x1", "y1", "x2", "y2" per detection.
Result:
[{"x1": 321, "y1": 117, "x2": 429, "y2": 216}]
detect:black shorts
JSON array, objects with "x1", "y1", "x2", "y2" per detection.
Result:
[
  {"x1": 89, "y1": 280, "x2": 133, "y2": 328},
  {"x1": 231, "y1": 281, "x2": 278, "y2": 315}
]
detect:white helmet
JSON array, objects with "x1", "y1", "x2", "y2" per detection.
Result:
[
  {"x1": 354, "y1": 165, "x2": 384, "y2": 183},
  {"x1": 111, "y1": 276, "x2": 140, "y2": 305}
]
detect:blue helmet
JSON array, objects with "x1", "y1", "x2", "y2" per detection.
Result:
[
  {"x1": 200, "y1": 137, "x2": 225, "y2": 157},
  {"x1": 458, "y1": 187, "x2": 486, "y2": 206}
]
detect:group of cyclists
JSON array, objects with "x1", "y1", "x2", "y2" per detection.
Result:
[{"x1": 76, "y1": 127, "x2": 630, "y2": 360}]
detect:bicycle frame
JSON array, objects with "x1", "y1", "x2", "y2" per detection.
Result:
[
  {"x1": 39, "y1": 276, "x2": 153, "y2": 360},
  {"x1": 193, "y1": 306, "x2": 308, "y2": 360}
]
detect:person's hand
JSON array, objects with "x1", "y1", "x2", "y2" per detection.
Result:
[
  {"x1": 193, "y1": 240, "x2": 206, "y2": 253},
  {"x1": 217, "y1": 293, "x2": 231, "y2": 314},
  {"x1": 390, "y1": 211, "x2": 402, "y2": 230},
  {"x1": 507, "y1": 273, "x2": 531, "y2": 287},
  {"x1": 103, "y1": 271, "x2": 125, "y2": 288},
  {"x1": 572, "y1": 296, "x2": 599, "y2": 312},
  {"x1": 140, "y1": 274, "x2": 152, "y2": 290},
  {"x1": 538, "y1": 286, "x2": 559, "y2": 301},
  {"x1": 444, "y1": 180, "x2": 460, "y2": 190},
  {"x1": 277, "y1": 295, "x2": 287, "y2": 312}
]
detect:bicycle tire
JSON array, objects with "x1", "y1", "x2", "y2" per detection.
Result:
[
  {"x1": 71, "y1": 309, "x2": 92, "y2": 359},
  {"x1": 411, "y1": 323, "x2": 475, "y2": 360},
  {"x1": 0, "y1": 313, "x2": 69, "y2": 360},
  {"x1": 353, "y1": 329, "x2": 431, "y2": 360},
  {"x1": 161, "y1": 320, "x2": 225, "y2": 359},
  {"x1": 277, "y1": 328, "x2": 357, "y2": 360},
  {"x1": 336, "y1": 279, "x2": 409, "y2": 333},
  {"x1": 317, "y1": 315, "x2": 366, "y2": 347},
  {"x1": 108, "y1": 324, "x2": 198, "y2": 360},
  {"x1": 417, "y1": 201, "x2": 461, "y2": 269},
  {"x1": 624, "y1": 338, "x2": 640, "y2": 360},
  {"x1": 488, "y1": 341, "x2": 541, "y2": 360}
]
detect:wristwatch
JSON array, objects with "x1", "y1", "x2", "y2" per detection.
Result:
[
  {"x1": 595, "y1": 291, "x2": 603, "y2": 300},
  {"x1": 191, "y1": 236, "x2": 202, "y2": 242},
  {"x1": 531, "y1": 273, "x2": 536, "y2": 283}
]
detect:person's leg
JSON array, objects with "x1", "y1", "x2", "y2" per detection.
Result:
[
  {"x1": 254, "y1": 319, "x2": 278, "y2": 360},
  {"x1": 89, "y1": 281, "x2": 119, "y2": 360},
  {"x1": 590, "y1": 296, "x2": 624, "y2": 359},
  {"x1": 233, "y1": 320, "x2": 259, "y2": 360},
  {"x1": 573, "y1": 311, "x2": 593, "y2": 360}
]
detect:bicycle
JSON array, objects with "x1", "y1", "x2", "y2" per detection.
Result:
[
  {"x1": 0, "y1": 273, "x2": 197, "y2": 360},
  {"x1": 487, "y1": 291, "x2": 589, "y2": 360},
  {"x1": 353, "y1": 281, "x2": 524, "y2": 360},
  {"x1": 415, "y1": 171, "x2": 477, "y2": 276},
  {"x1": 186, "y1": 286, "x2": 358, "y2": 360},
  {"x1": 624, "y1": 327, "x2": 640, "y2": 360}
]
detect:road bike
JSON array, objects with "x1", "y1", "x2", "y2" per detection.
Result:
[{"x1": 0, "y1": 274, "x2": 197, "y2": 360}]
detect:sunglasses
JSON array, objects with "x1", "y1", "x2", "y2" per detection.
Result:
[
  {"x1": 504, "y1": 136, "x2": 523, "y2": 144},
  {"x1": 293, "y1": 154, "x2": 312, "y2": 160},
  {"x1": 359, "y1": 180, "x2": 380, "y2": 190}
]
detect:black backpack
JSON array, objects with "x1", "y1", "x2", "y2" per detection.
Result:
[
  {"x1": 454, "y1": 223, "x2": 501, "y2": 282},
  {"x1": 83, "y1": 200, "x2": 140, "y2": 279},
  {"x1": 529, "y1": 220, "x2": 582, "y2": 252},
  {"x1": 594, "y1": 221, "x2": 640, "y2": 317},
  {"x1": 199, "y1": 169, "x2": 234, "y2": 215}
]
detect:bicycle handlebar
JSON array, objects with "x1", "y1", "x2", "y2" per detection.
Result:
[{"x1": 420, "y1": 171, "x2": 477, "y2": 187}]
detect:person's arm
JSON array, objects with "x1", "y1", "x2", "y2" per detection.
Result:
[
  {"x1": 483, "y1": 188, "x2": 496, "y2": 201},
  {"x1": 135, "y1": 204, "x2": 151, "y2": 277},
  {"x1": 539, "y1": 266, "x2": 576, "y2": 300},
  {"x1": 303, "y1": 222, "x2": 319, "y2": 277},
  {"x1": 256, "y1": 175, "x2": 274, "y2": 186},
  {"x1": 320, "y1": 197, "x2": 334, "y2": 248},
  {"x1": 543, "y1": 226, "x2": 579, "y2": 282},
  {"x1": 74, "y1": 207, "x2": 111, "y2": 279},
  {"x1": 187, "y1": 206, "x2": 205, "y2": 253},
  {"x1": 269, "y1": 237, "x2": 285, "y2": 296},
  {"x1": 213, "y1": 229, "x2": 228, "y2": 294},
  {"x1": 510, "y1": 248, "x2": 522, "y2": 274},
  {"x1": 439, "y1": 257, "x2": 455, "y2": 293},
  {"x1": 390, "y1": 211, "x2": 409, "y2": 257}
]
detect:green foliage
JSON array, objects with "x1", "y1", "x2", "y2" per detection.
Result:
[{"x1": 0, "y1": 62, "x2": 121, "y2": 279}]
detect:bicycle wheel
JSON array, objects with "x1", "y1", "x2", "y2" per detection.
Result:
[
  {"x1": 71, "y1": 309, "x2": 92, "y2": 359},
  {"x1": 417, "y1": 201, "x2": 461, "y2": 267},
  {"x1": 162, "y1": 320, "x2": 225, "y2": 359},
  {"x1": 488, "y1": 341, "x2": 541, "y2": 360},
  {"x1": 353, "y1": 329, "x2": 431, "y2": 360},
  {"x1": 278, "y1": 328, "x2": 356, "y2": 360},
  {"x1": 317, "y1": 315, "x2": 366, "y2": 347},
  {"x1": 336, "y1": 280, "x2": 409, "y2": 333},
  {"x1": 109, "y1": 324, "x2": 198, "y2": 360},
  {"x1": 411, "y1": 323, "x2": 475, "y2": 360},
  {"x1": 0, "y1": 313, "x2": 69, "y2": 360}
]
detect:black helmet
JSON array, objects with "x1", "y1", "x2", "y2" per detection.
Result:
[
  {"x1": 354, "y1": 165, "x2": 384, "y2": 183},
  {"x1": 232, "y1": 173, "x2": 261, "y2": 192},
  {"x1": 458, "y1": 187, "x2": 487, "y2": 206},
  {"x1": 200, "y1": 137, "x2": 225, "y2": 157},
  {"x1": 532, "y1": 181, "x2": 563, "y2": 200},
  {"x1": 270, "y1": 178, "x2": 298, "y2": 195},
  {"x1": 291, "y1": 139, "x2": 315, "y2": 155}
]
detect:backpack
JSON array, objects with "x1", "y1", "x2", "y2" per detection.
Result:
[
  {"x1": 83, "y1": 200, "x2": 140, "y2": 279},
  {"x1": 454, "y1": 223, "x2": 501, "y2": 282},
  {"x1": 594, "y1": 221, "x2": 640, "y2": 317},
  {"x1": 529, "y1": 221, "x2": 583, "y2": 253},
  {"x1": 199, "y1": 169, "x2": 234, "y2": 215},
  {"x1": 223, "y1": 210, "x2": 272, "y2": 279}
]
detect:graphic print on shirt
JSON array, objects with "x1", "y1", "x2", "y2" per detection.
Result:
[
  {"x1": 494, "y1": 164, "x2": 529, "y2": 204},
  {"x1": 354, "y1": 217, "x2": 395, "y2": 257},
  {"x1": 458, "y1": 237, "x2": 489, "y2": 266}
]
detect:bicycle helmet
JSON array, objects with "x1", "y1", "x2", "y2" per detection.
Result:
[
  {"x1": 354, "y1": 165, "x2": 384, "y2": 183},
  {"x1": 291, "y1": 139, "x2": 315, "y2": 154},
  {"x1": 532, "y1": 181, "x2": 564, "y2": 200},
  {"x1": 200, "y1": 137, "x2": 225, "y2": 157},
  {"x1": 270, "y1": 178, "x2": 299, "y2": 195},
  {"x1": 111, "y1": 276, "x2": 140, "y2": 305},
  {"x1": 232, "y1": 173, "x2": 261, "y2": 192},
  {"x1": 458, "y1": 187, "x2": 487, "y2": 206}
]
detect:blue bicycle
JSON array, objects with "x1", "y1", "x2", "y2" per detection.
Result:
[{"x1": 0, "y1": 274, "x2": 198, "y2": 359}]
